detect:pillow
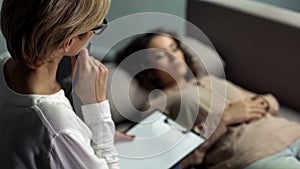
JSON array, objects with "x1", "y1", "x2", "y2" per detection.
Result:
[{"x1": 181, "y1": 36, "x2": 225, "y2": 78}]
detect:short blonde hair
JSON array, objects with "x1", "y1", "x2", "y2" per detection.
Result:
[{"x1": 1, "y1": 0, "x2": 110, "y2": 68}]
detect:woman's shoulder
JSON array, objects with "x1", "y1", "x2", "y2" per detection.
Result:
[
  {"x1": 34, "y1": 90, "x2": 73, "y2": 112},
  {"x1": 33, "y1": 95, "x2": 86, "y2": 134}
]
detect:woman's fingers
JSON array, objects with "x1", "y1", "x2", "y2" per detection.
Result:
[
  {"x1": 90, "y1": 57, "x2": 99, "y2": 68},
  {"x1": 244, "y1": 98, "x2": 269, "y2": 112},
  {"x1": 248, "y1": 105, "x2": 267, "y2": 114},
  {"x1": 249, "y1": 95, "x2": 270, "y2": 111},
  {"x1": 73, "y1": 48, "x2": 108, "y2": 104},
  {"x1": 223, "y1": 99, "x2": 269, "y2": 125},
  {"x1": 95, "y1": 64, "x2": 108, "y2": 102},
  {"x1": 89, "y1": 57, "x2": 108, "y2": 102},
  {"x1": 115, "y1": 131, "x2": 135, "y2": 143}
]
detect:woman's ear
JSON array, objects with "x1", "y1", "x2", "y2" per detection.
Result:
[
  {"x1": 60, "y1": 32, "x2": 93, "y2": 56},
  {"x1": 63, "y1": 38, "x2": 75, "y2": 53},
  {"x1": 52, "y1": 38, "x2": 74, "y2": 57}
]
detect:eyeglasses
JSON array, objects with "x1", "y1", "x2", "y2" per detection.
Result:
[{"x1": 91, "y1": 18, "x2": 108, "y2": 35}]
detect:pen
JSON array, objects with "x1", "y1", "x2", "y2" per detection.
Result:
[
  {"x1": 87, "y1": 41, "x2": 92, "y2": 52},
  {"x1": 72, "y1": 41, "x2": 92, "y2": 71},
  {"x1": 69, "y1": 41, "x2": 93, "y2": 102}
]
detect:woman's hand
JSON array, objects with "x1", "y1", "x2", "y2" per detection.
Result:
[
  {"x1": 222, "y1": 97, "x2": 268, "y2": 125},
  {"x1": 114, "y1": 131, "x2": 135, "y2": 143},
  {"x1": 72, "y1": 48, "x2": 108, "y2": 105}
]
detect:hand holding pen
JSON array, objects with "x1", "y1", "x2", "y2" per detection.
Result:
[
  {"x1": 74, "y1": 42, "x2": 136, "y2": 142},
  {"x1": 71, "y1": 42, "x2": 92, "y2": 77},
  {"x1": 71, "y1": 41, "x2": 108, "y2": 105}
]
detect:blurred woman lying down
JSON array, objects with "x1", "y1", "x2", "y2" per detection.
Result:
[{"x1": 114, "y1": 31, "x2": 300, "y2": 169}]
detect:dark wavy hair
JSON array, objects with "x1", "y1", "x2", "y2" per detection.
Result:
[{"x1": 114, "y1": 30, "x2": 205, "y2": 92}]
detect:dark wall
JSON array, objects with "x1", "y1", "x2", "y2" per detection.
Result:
[{"x1": 186, "y1": 0, "x2": 300, "y2": 112}]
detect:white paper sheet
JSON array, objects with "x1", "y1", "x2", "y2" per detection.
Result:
[{"x1": 115, "y1": 110, "x2": 205, "y2": 169}]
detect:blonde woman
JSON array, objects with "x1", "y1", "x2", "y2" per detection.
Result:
[{"x1": 0, "y1": 0, "x2": 119, "y2": 168}]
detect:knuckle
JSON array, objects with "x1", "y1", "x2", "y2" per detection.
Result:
[
  {"x1": 91, "y1": 66, "x2": 98, "y2": 72},
  {"x1": 99, "y1": 65, "x2": 108, "y2": 73}
]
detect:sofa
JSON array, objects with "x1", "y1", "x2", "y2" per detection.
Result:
[{"x1": 186, "y1": 0, "x2": 300, "y2": 123}]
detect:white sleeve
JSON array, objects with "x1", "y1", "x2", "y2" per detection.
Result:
[
  {"x1": 50, "y1": 129, "x2": 111, "y2": 169},
  {"x1": 81, "y1": 100, "x2": 119, "y2": 169}
]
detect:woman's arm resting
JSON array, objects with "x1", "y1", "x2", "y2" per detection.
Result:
[{"x1": 82, "y1": 101, "x2": 119, "y2": 169}]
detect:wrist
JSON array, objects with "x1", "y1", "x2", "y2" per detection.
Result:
[
  {"x1": 222, "y1": 109, "x2": 232, "y2": 125},
  {"x1": 80, "y1": 96, "x2": 106, "y2": 105},
  {"x1": 222, "y1": 104, "x2": 235, "y2": 125},
  {"x1": 81, "y1": 97, "x2": 97, "y2": 105},
  {"x1": 96, "y1": 95, "x2": 106, "y2": 103}
]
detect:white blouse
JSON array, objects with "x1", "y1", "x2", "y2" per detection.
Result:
[{"x1": 0, "y1": 52, "x2": 119, "y2": 169}]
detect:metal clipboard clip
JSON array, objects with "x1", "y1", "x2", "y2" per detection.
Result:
[{"x1": 164, "y1": 117, "x2": 189, "y2": 134}]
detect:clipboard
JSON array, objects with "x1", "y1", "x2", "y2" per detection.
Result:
[{"x1": 115, "y1": 109, "x2": 206, "y2": 169}]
